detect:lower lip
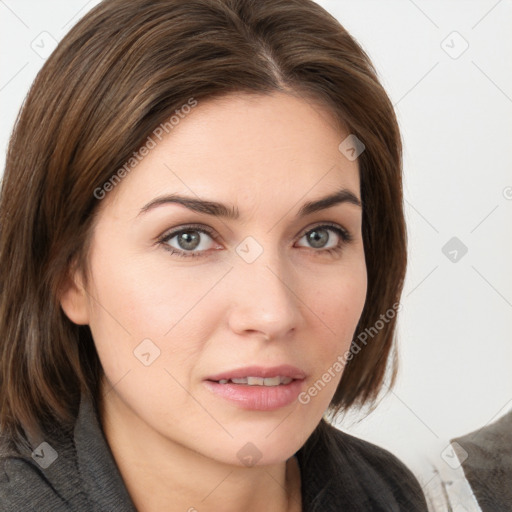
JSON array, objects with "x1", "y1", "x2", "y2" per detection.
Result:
[{"x1": 203, "y1": 379, "x2": 304, "y2": 411}]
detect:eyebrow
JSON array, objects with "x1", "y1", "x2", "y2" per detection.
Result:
[{"x1": 138, "y1": 187, "x2": 361, "y2": 220}]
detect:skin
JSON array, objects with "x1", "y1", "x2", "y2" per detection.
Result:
[{"x1": 60, "y1": 91, "x2": 367, "y2": 512}]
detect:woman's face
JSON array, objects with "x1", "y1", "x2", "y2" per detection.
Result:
[{"x1": 63, "y1": 91, "x2": 367, "y2": 466}]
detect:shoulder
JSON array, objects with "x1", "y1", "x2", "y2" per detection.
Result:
[
  {"x1": 452, "y1": 411, "x2": 512, "y2": 511},
  {"x1": 0, "y1": 451, "x2": 61, "y2": 511},
  {"x1": 330, "y1": 423, "x2": 417, "y2": 476},
  {"x1": 0, "y1": 434, "x2": 86, "y2": 511},
  {"x1": 297, "y1": 420, "x2": 428, "y2": 511},
  {"x1": 453, "y1": 409, "x2": 512, "y2": 462},
  {"x1": 332, "y1": 424, "x2": 428, "y2": 503}
]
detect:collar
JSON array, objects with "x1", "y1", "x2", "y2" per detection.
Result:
[
  {"x1": 74, "y1": 393, "x2": 137, "y2": 510},
  {"x1": 72, "y1": 392, "x2": 323, "y2": 511},
  {"x1": 72, "y1": 393, "x2": 364, "y2": 511}
]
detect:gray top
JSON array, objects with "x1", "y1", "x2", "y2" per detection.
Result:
[
  {"x1": 0, "y1": 393, "x2": 428, "y2": 511},
  {"x1": 452, "y1": 410, "x2": 512, "y2": 512},
  {"x1": 0, "y1": 395, "x2": 135, "y2": 511}
]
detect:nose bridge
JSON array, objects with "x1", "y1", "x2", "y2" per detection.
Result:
[{"x1": 227, "y1": 235, "x2": 300, "y2": 339}]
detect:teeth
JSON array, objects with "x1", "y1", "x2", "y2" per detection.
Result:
[
  {"x1": 261, "y1": 376, "x2": 280, "y2": 386},
  {"x1": 218, "y1": 376, "x2": 293, "y2": 386},
  {"x1": 247, "y1": 376, "x2": 265, "y2": 385},
  {"x1": 229, "y1": 377, "x2": 247, "y2": 384}
]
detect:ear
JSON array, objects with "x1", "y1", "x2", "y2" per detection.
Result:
[{"x1": 59, "y1": 263, "x2": 90, "y2": 325}]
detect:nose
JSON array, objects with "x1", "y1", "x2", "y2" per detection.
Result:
[{"x1": 227, "y1": 247, "x2": 302, "y2": 341}]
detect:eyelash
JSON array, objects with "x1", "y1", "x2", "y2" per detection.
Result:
[{"x1": 157, "y1": 222, "x2": 353, "y2": 259}]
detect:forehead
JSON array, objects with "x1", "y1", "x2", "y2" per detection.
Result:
[{"x1": 101, "y1": 91, "x2": 360, "y2": 218}]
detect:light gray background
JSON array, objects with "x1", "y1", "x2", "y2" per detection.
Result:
[{"x1": 1, "y1": 0, "x2": 511, "y2": 483}]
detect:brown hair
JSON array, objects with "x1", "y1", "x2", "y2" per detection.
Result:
[{"x1": 0, "y1": 0, "x2": 405, "y2": 444}]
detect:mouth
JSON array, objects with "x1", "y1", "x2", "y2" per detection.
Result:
[
  {"x1": 215, "y1": 376, "x2": 294, "y2": 386},
  {"x1": 205, "y1": 364, "x2": 306, "y2": 383},
  {"x1": 203, "y1": 365, "x2": 306, "y2": 411}
]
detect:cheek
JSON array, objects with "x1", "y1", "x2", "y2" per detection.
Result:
[
  {"x1": 87, "y1": 243, "x2": 221, "y2": 333},
  {"x1": 85, "y1": 244, "x2": 230, "y2": 382},
  {"x1": 296, "y1": 275, "x2": 366, "y2": 417},
  {"x1": 304, "y1": 258, "x2": 367, "y2": 386},
  {"x1": 314, "y1": 259, "x2": 367, "y2": 338}
]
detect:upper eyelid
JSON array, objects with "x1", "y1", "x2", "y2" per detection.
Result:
[
  {"x1": 159, "y1": 224, "x2": 218, "y2": 241},
  {"x1": 159, "y1": 221, "x2": 351, "y2": 245}
]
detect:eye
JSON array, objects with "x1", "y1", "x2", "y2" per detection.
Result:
[
  {"x1": 157, "y1": 222, "x2": 353, "y2": 259},
  {"x1": 295, "y1": 223, "x2": 353, "y2": 255},
  {"x1": 158, "y1": 224, "x2": 220, "y2": 258}
]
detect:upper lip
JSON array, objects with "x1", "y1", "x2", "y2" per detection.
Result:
[{"x1": 206, "y1": 365, "x2": 306, "y2": 382}]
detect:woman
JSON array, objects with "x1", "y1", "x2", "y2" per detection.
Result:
[{"x1": 0, "y1": 0, "x2": 428, "y2": 510}]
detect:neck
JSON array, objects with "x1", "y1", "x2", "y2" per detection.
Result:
[{"x1": 98, "y1": 386, "x2": 302, "y2": 512}]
